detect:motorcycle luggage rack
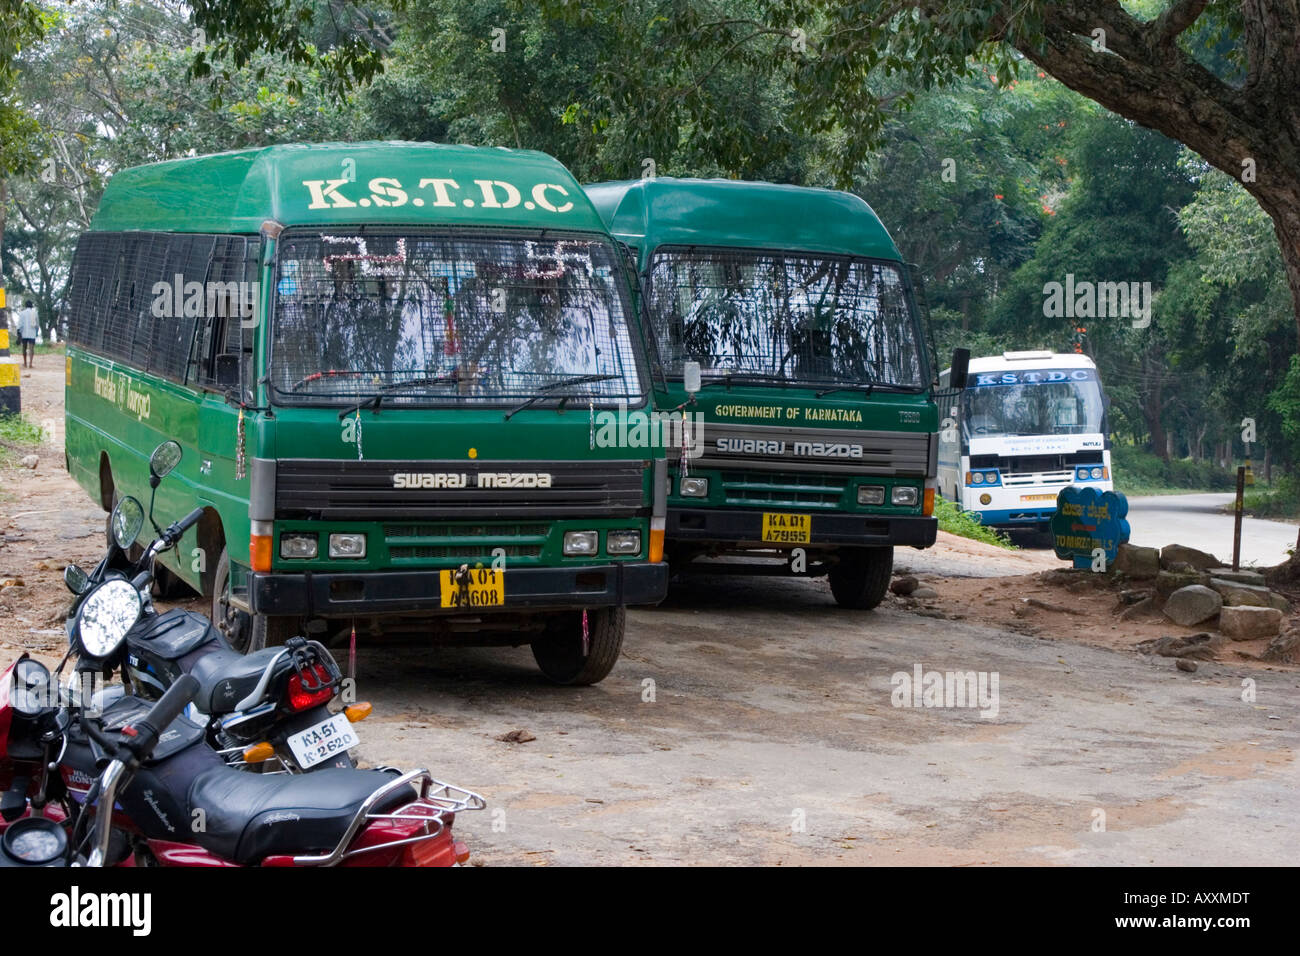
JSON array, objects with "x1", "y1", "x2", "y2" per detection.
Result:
[{"x1": 290, "y1": 769, "x2": 485, "y2": 866}]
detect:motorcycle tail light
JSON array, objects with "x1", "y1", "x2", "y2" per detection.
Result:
[
  {"x1": 287, "y1": 663, "x2": 335, "y2": 711},
  {"x1": 344, "y1": 702, "x2": 372, "y2": 723}
]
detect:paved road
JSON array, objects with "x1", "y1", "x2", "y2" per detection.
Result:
[
  {"x1": 357, "y1": 572, "x2": 1300, "y2": 866},
  {"x1": 1125, "y1": 493, "x2": 1298, "y2": 568}
]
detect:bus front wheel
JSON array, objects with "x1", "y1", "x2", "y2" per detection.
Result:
[
  {"x1": 212, "y1": 549, "x2": 298, "y2": 654},
  {"x1": 828, "y1": 547, "x2": 893, "y2": 610},
  {"x1": 531, "y1": 607, "x2": 625, "y2": 686}
]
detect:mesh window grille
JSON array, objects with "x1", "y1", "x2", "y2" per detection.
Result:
[
  {"x1": 270, "y1": 229, "x2": 645, "y2": 406},
  {"x1": 646, "y1": 247, "x2": 925, "y2": 389},
  {"x1": 64, "y1": 231, "x2": 261, "y2": 385}
]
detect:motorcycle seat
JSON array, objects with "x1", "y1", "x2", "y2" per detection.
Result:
[
  {"x1": 187, "y1": 766, "x2": 414, "y2": 865},
  {"x1": 189, "y1": 646, "x2": 286, "y2": 714}
]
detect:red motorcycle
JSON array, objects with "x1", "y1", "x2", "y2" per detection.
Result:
[{"x1": 0, "y1": 574, "x2": 484, "y2": 867}]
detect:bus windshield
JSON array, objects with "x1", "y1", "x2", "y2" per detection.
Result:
[
  {"x1": 645, "y1": 247, "x2": 926, "y2": 389},
  {"x1": 270, "y1": 229, "x2": 645, "y2": 406},
  {"x1": 962, "y1": 369, "x2": 1105, "y2": 438}
]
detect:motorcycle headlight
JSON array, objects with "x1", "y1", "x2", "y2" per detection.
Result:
[{"x1": 75, "y1": 579, "x2": 142, "y2": 659}]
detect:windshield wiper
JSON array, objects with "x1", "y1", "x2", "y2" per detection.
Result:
[
  {"x1": 335, "y1": 374, "x2": 461, "y2": 419},
  {"x1": 697, "y1": 372, "x2": 791, "y2": 390},
  {"x1": 504, "y1": 374, "x2": 621, "y2": 420},
  {"x1": 816, "y1": 382, "x2": 875, "y2": 398}
]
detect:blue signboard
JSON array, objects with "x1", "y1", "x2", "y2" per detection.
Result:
[{"x1": 1051, "y1": 486, "x2": 1130, "y2": 569}]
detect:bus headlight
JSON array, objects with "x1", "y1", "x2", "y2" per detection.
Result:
[
  {"x1": 606, "y1": 531, "x2": 641, "y2": 554},
  {"x1": 563, "y1": 531, "x2": 599, "y2": 555},
  {"x1": 971, "y1": 472, "x2": 985, "y2": 484},
  {"x1": 328, "y1": 533, "x2": 367, "y2": 558},
  {"x1": 858, "y1": 485, "x2": 886, "y2": 505},
  {"x1": 679, "y1": 477, "x2": 709, "y2": 497},
  {"x1": 1090, "y1": 467, "x2": 1104, "y2": 479},
  {"x1": 891, "y1": 486, "x2": 919, "y2": 506},
  {"x1": 280, "y1": 533, "x2": 318, "y2": 559}
]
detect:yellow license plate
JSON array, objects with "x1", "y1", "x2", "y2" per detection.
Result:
[
  {"x1": 439, "y1": 567, "x2": 505, "y2": 609},
  {"x1": 761, "y1": 512, "x2": 811, "y2": 545}
]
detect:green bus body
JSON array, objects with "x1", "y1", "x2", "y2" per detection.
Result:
[
  {"x1": 585, "y1": 178, "x2": 939, "y2": 588},
  {"x1": 64, "y1": 143, "x2": 667, "y2": 674}
]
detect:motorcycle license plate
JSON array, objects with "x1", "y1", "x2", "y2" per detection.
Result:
[
  {"x1": 439, "y1": 567, "x2": 505, "y2": 608},
  {"x1": 288, "y1": 714, "x2": 360, "y2": 769},
  {"x1": 761, "y1": 512, "x2": 811, "y2": 545}
]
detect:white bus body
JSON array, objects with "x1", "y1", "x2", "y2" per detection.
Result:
[{"x1": 937, "y1": 351, "x2": 1112, "y2": 530}]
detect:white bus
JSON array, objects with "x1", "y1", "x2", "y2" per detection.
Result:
[{"x1": 937, "y1": 351, "x2": 1112, "y2": 531}]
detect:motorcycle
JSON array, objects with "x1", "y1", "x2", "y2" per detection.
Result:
[
  {"x1": 65, "y1": 439, "x2": 362, "y2": 773},
  {"x1": 0, "y1": 604, "x2": 485, "y2": 867}
]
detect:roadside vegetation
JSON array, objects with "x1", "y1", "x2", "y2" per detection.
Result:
[
  {"x1": 1111, "y1": 445, "x2": 1238, "y2": 497},
  {"x1": 935, "y1": 496, "x2": 1017, "y2": 550},
  {"x1": 0, "y1": 413, "x2": 45, "y2": 466}
]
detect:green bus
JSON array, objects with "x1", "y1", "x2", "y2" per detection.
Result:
[
  {"x1": 585, "y1": 177, "x2": 939, "y2": 609},
  {"x1": 63, "y1": 141, "x2": 667, "y2": 685}
]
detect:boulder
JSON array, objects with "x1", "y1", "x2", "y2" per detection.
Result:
[
  {"x1": 1160, "y1": 544, "x2": 1221, "y2": 570},
  {"x1": 1268, "y1": 591, "x2": 1292, "y2": 614},
  {"x1": 1155, "y1": 569, "x2": 1210, "y2": 597},
  {"x1": 1120, "y1": 597, "x2": 1158, "y2": 621},
  {"x1": 19, "y1": 454, "x2": 37, "y2": 469},
  {"x1": 1162, "y1": 585, "x2": 1223, "y2": 627},
  {"x1": 1114, "y1": 543, "x2": 1160, "y2": 578},
  {"x1": 911, "y1": 586, "x2": 940, "y2": 600},
  {"x1": 1206, "y1": 567, "x2": 1266, "y2": 586},
  {"x1": 889, "y1": 575, "x2": 919, "y2": 596},
  {"x1": 1208, "y1": 578, "x2": 1272, "y2": 608},
  {"x1": 1219, "y1": 605, "x2": 1283, "y2": 642},
  {"x1": 1135, "y1": 631, "x2": 1225, "y2": 659},
  {"x1": 1260, "y1": 629, "x2": 1300, "y2": 663}
]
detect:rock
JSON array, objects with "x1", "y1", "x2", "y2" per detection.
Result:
[
  {"x1": 1160, "y1": 544, "x2": 1221, "y2": 570},
  {"x1": 1267, "y1": 591, "x2": 1292, "y2": 613},
  {"x1": 911, "y1": 586, "x2": 939, "y2": 600},
  {"x1": 495, "y1": 729, "x2": 537, "y2": 744},
  {"x1": 1218, "y1": 605, "x2": 1283, "y2": 642},
  {"x1": 1175, "y1": 659, "x2": 1198, "y2": 672},
  {"x1": 1120, "y1": 596, "x2": 1158, "y2": 620},
  {"x1": 889, "y1": 575, "x2": 919, "y2": 596},
  {"x1": 1162, "y1": 585, "x2": 1223, "y2": 626},
  {"x1": 1135, "y1": 632, "x2": 1224, "y2": 660},
  {"x1": 1118, "y1": 589, "x2": 1152, "y2": 605},
  {"x1": 1260, "y1": 629, "x2": 1300, "y2": 663},
  {"x1": 1208, "y1": 578, "x2": 1272, "y2": 608},
  {"x1": 1114, "y1": 543, "x2": 1160, "y2": 578},
  {"x1": 1155, "y1": 569, "x2": 1210, "y2": 597},
  {"x1": 1206, "y1": 567, "x2": 1266, "y2": 586},
  {"x1": 19, "y1": 454, "x2": 37, "y2": 469}
]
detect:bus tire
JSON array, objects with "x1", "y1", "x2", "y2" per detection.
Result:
[
  {"x1": 212, "y1": 548, "x2": 298, "y2": 654},
  {"x1": 828, "y1": 546, "x2": 893, "y2": 610},
  {"x1": 531, "y1": 607, "x2": 625, "y2": 686}
]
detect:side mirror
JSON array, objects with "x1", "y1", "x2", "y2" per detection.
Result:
[
  {"x1": 948, "y1": 348, "x2": 971, "y2": 390},
  {"x1": 64, "y1": 565, "x2": 90, "y2": 595},
  {"x1": 109, "y1": 496, "x2": 145, "y2": 550},
  {"x1": 149, "y1": 440, "x2": 183, "y2": 481},
  {"x1": 682, "y1": 360, "x2": 701, "y2": 396}
]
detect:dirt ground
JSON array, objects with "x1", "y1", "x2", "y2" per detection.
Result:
[{"x1": 3, "y1": 349, "x2": 1298, "y2": 866}]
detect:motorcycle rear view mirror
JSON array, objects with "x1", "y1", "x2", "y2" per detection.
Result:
[
  {"x1": 149, "y1": 440, "x2": 183, "y2": 486},
  {"x1": 64, "y1": 565, "x2": 90, "y2": 595},
  {"x1": 110, "y1": 497, "x2": 145, "y2": 551}
]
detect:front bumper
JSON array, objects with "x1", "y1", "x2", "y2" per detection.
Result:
[
  {"x1": 667, "y1": 507, "x2": 937, "y2": 549},
  {"x1": 250, "y1": 562, "x2": 669, "y2": 617}
]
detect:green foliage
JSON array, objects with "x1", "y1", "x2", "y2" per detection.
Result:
[
  {"x1": 1110, "y1": 444, "x2": 1236, "y2": 496},
  {"x1": 1242, "y1": 473, "x2": 1300, "y2": 520},
  {"x1": 934, "y1": 495, "x2": 1016, "y2": 549},
  {"x1": 0, "y1": 411, "x2": 45, "y2": 463}
]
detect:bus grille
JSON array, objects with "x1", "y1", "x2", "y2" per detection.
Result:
[
  {"x1": 384, "y1": 522, "x2": 549, "y2": 564},
  {"x1": 276, "y1": 459, "x2": 646, "y2": 520},
  {"x1": 719, "y1": 471, "x2": 846, "y2": 509}
]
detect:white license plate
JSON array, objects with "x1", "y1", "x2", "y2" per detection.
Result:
[{"x1": 287, "y1": 713, "x2": 360, "y2": 769}]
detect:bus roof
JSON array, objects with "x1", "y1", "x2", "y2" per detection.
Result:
[
  {"x1": 89, "y1": 141, "x2": 607, "y2": 235},
  {"x1": 583, "y1": 178, "x2": 902, "y2": 260},
  {"x1": 967, "y1": 352, "x2": 1099, "y2": 373}
]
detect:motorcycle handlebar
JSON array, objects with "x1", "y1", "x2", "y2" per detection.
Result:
[
  {"x1": 124, "y1": 674, "x2": 199, "y2": 762},
  {"x1": 166, "y1": 508, "x2": 205, "y2": 543}
]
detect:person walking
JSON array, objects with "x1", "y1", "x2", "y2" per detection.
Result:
[{"x1": 17, "y1": 299, "x2": 38, "y2": 368}]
